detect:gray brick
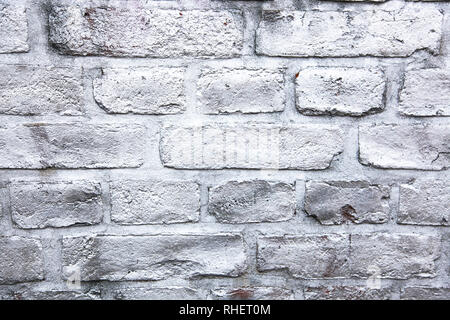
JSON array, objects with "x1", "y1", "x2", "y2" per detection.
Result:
[
  {"x1": 350, "y1": 233, "x2": 440, "y2": 279},
  {"x1": 93, "y1": 67, "x2": 185, "y2": 115},
  {"x1": 210, "y1": 287, "x2": 294, "y2": 300},
  {"x1": 160, "y1": 123, "x2": 344, "y2": 170},
  {"x1": 208, "y1": 180, "x2": 295, "y2": 224},
  {"x1": 0, "y1": 123, "x2": 145, "y2": 169},
  {"x1": 0, "y1": 237, "x2": 44, "y2": 284},
  {"x1": 399, "y1": 69, "x2": 450, "y2": 116},
  {"x1": 0, "y1": 5, "x2": 28, "y2": 53},
  {"x1": 398, "y1": 180, "x2": 449, "y2": 226},
  {"x1": 110, "y1": 180, "x2": 200, "y2": 225},
  {"x1": 359, "y1": 123, "x2": 450, "y2": 170},
  {"x1": 304, "y1": 181, "x2": 390, "y2": 225},
  {"x1": 198, "y1": 67, "x2": 285, "y2": 114},
  {"x1": 401, "y1": 287, "x2": 450, "y2": 300},
  {"x1": 304, "y1": 286, "x2": 393, "y2": 300},
  {"x1": 62, "y1": 234, "x2": 247, "y2": 281},
  {"x1": 256, "y1": 8, "x2": 442, "y2": 57},
  {"x1": 49, "y1": 6, "x2": 243, "y2": 58},
  {"x1": 257, "y1": 234, "x2": 350, "y2": 279},
  {"x1": 10, "y1": 181, "x2": 103, "y2": 229},
  {"x1": 113, "y1": 287, "x2": 203, "y2": 300},
  {"x1": 296, "y1": 67, "x2": 386, "y2": 116},
  {"x1": 0, "y1": 66, "x2": 83, "y2": 116}
]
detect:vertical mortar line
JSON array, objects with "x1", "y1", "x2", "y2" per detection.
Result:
[
  {"x1": 199, "y1": 180, "x2": 210, "y2": 223},
  {"x1": 390, "y1": 183, "x2": 401, "y2": 226},
  {"x1": 102, "y1": 178, "x2": 112, "y2": 225},
  {"x1": 295, "y1": 179, "x2": 306, "y2": 223}
]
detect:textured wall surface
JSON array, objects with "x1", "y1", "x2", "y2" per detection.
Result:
[{"x1": 0, "y1": 0, "x2": 449, "y2": 300}]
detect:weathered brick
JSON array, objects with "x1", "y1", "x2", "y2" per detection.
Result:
[
  {"x1": 197, "y1": 67, "x2": 285, "y2": 114},
  {"x1": 0, "y1": 237, "x2": 44, "y2": 284},
  {"x1": 359, "y1": 123, "x2": 450, "y2": 170},
  {"x1": 210, "y1": 287, "x2": 294, "y2": 300},
  {"x1": 401, "y1": 287, "x2": 450, "y2": 300},
  {"x1": 0, "y1": 66, "x2": 83, "y2": 116},
  {"x1": 304, "y1": 286, "x2": 392, "y2": 300},
  {"x1": 62, "y1": 234, "x2": 246, "y2": 281},
  {"x1": 1, "y1": 290, "x2": 99, "y2": 300},
  {"x1": 256, "y1": 8, "x2": 442, "y2": 57},
  {"x1": 0, "y1": 123, "x2": 145, "y2": 169},
  {"x1": 110, "y1": 180, "x2": 200, "y2": 225},
  {"x1": 10, "y1": 181, "x2": 103, "y2": 229},
  {"x1": 49, "y1": 6, "x2": 243, "y2": 58},
  {"x1": 304, "y1": 181, "x2": 390, "y2": 225},
  {"x1": 113, "y1": 287, "x2": 202, "y2": 300},
  {"x1": 160, "y1": 123, "x2": 344, "y2": 170},
  {"x1": 257, "y1": 234, "x2": 350, "y2": 279},
  {"x1": 398, "y1": 180, "x2": 449, "y2": 226},
  {"x1": 0, "y1": 5, "x2": 28, "y2": 53},
  {"x1": 93, "y1": 67, "x2": 185, "y2": 115},
  {"x1": 208, "y1": 180, "x2": 295, "y2": 223},
  {"x1": 296, "y1": 67, "x2": 386, "y2": 116},
  {"x1": 399, "y1": 69, "x2": 450, "y2": 116},
  {"x1": 350, "y1": 233, "x2": 440, "y2": 279}
]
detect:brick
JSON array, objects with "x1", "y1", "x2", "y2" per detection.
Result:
[
  {"x1": 296, "y1": 67, "x2": 386, "y2": 116},
  {"x1": 256, "y1": 8, "x2": 442, "y2": 57},
  {"x1": 160, "y1": 123, "x2": 344, "y2": 170},
  {"x1": 0, "y1": 66, "x2": 83, "y2": 116},
  {"x1": 0, "y1": 5, "x2": 28, "y2": 53},
  {"x1": 304, "y1": 181, "x2": 390, "y2": 225},
  {"x1": 208, "y1": 180, "x2": 295, "y2": 223},
  {"x1": 399, "y1": 69, "x2": 450, "y2": 116},
  {"x1": 0, "y1": 123, "x2": 145, "y2": 169},
  {"x1": 359, "y1": 123, "x2": 450, "y2": 170},
  {"x1": 49, "y1": 6, "x2": 243, "y2": 58},
  {"x1": 257, "y1": 234, "x2": 350, "y2": 279},
  {"x1": 10, "y1": 181, "x2": 103, "y2": 229},
  {"x1": 93, "y1": 67, "x2": 185, "y2": 115},
  {"x1": 304, "y1": 286, "x2": 392, "y2": 300},
  {"x1": 398, "y1": 180, "x2": 449, "y2": 226},
  {"x1": 1, "y1": 290, "x2": 99, "y2": 300},
  {"x1": 0, "y1": 237, "x2": 44, "y2": 284},
  {"x1": 110, "y1": 180, "x2": 200, "y2": 225},
  {"x1": 350, "y1": 233, "x2": 440, "y2": 279},
  {"x1": 210, "y1": 287, "x2": 294, "y2": 300},
  {"x1": 197, "y1": 67, "x2": 285, "y2": 114},
  {"x1": 113, "y1": 287, "x2": 202, "y2": 300},
  {"x1": 62, "y1": 234, "x2": 246, "y2": 281},
  {"x1": 401, "y1": 287, "x2": 450, "y2": 300}
]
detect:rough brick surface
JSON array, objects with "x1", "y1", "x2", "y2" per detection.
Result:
[
  {"x1": 359, "y1": 124, "x2": 450, "y2": 170},
  {"x1": 10, "y1": 181, "x2": 103, "y2": 229},
  {"x1": 256, "y1": 8, "x2": 443, "y2": 57},
  {"x1": 350, "y1": 233, "x2": 440, "y2": 279},
  {"x1": 210, "y1": 287, "x2": 294, "y2": 300},
  {"x1": 198, "y1": 67, "x2": 285, "y2": 114},
  {"x1": 94, "y1": 67, "x2": 185, "y2": 115},
  {"x1": 398, "y1": 180, "x2": 449, "y2": 226},
  {"x1": 304, "y1": 286, "x2": 392, "y2": 300},
  {"x1": 160, "y1": 123, "x2": 344, "y2": 169},
  {"x1": 0, "y1": 5, "x2": 28, "y2": 53},
  {"x1": 304, "y1": 181, "x2": 390, "y2": 225},
  {"x1": 296, "y1": 67, "x2": 386, "y2": 116},
  {"x1": 0, "y1": 237, "x2": 44, "y2": 284},
  {"x1": 399, "y1": 69, "x2": 450, "y2": 116},
  {"x1": 110, "y1": 180, "x2": 200, "y2": 225},
  {"x1": 0, "y1": 66, "x2": 83, "y2": 116},
  {"x1": 113, "y1": 287, "x2": 202, "y2": 300},
  {"x1": 62, "y1": 234, "x2": 247, "y2": 281},
  {"x1": 0, "y1": 123, "x2": 145, "y2": 169},
  {"x1": 257, "y1": 234, "x2": 350, "y2": 279},
  {"x1": 401, "y1": 287, "x2": 450, "y2": 300},
  {"x1": 49, "y1": 6, "x2": 243, "y2": 58}
]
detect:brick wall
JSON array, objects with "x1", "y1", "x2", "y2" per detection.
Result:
[{"x1": 0, "y1": 0, "x2": 448, "y2": 300}]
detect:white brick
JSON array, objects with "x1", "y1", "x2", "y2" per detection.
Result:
[
  {"x1": 0, "y1": 6, "x2": 28, "y2": 53},
  {"x1": 197, "y1": 67, "x2": 285, "y2": 114},
  {"x1": 94, "y1": 67, "x2": 185, "y2": 114},
  {"x1": 256, "y1": 8, "x2": 442, "y2": 57},
  {"x1": 296, "y1": 67, "x2": 386, "y2": 116}
]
